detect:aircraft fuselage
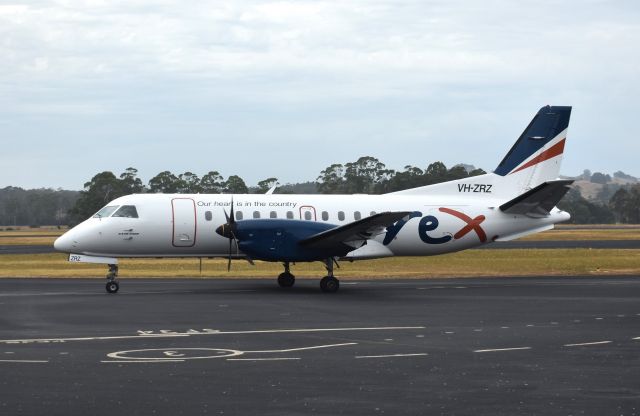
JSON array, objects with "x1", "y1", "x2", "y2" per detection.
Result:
[{"x1": 55, "y1": 192, "x2": 568, "y2": 260}]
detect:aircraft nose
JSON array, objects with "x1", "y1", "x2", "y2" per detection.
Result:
[{"x1": 53, "y1": 233, "x2": 75, "y2": 253}]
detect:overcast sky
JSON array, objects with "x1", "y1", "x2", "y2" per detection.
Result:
[{"x1": 1, "y1": 0, "x2": 639, "y2": 190}]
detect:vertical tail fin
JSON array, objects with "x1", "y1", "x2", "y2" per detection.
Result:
[
  {"x1": 387, "y1": 105, "x2": 572, "y2": 199},
  {"x1": 494, "y1": 105, "x2": 572, "y2": 189}
]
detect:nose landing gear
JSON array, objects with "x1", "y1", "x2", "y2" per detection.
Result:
[{"x1": 106, "y1": 264, "x2": 119, "y2": 294}]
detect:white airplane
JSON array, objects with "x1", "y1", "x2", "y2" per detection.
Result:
[{"x1": 55, "y1": 105, "x2": 573, "y2": 293}]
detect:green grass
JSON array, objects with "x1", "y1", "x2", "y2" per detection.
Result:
[
  {"x1": 1, "y1": 249, "x2": 638, "y2": 279},
  {"x1": 520, "y1": 228, "x2": 640, "y2": 241}
]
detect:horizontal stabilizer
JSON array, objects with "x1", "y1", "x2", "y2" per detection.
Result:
[
  {"x1": 500, "y1": 180, "x2": 573, "y2": 217},
  {"x1": 299, "y1": 211, "x2": 413, "y2": 249}
]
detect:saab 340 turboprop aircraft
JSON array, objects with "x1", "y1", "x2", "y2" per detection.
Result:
[{"x1": 54, "y1": 105, "x2": 573, "y2": 293}]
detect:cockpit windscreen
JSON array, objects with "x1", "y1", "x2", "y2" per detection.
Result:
[{"x1": 93, "y1": 205, "x2": 119, "y2": 218}]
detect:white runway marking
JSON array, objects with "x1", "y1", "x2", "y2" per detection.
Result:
[
  {"x1": 0, "y1": 334, "x2": 190, "y2": 344},
  {"x1": 355, "y1": 353, "x2": 428, "y2": 359},
  {"x1": 101, "y1": 360, "x2": 185, "y2": 363},
  {"x1": 104, "y1": 343, "x2": 356, "y2": 364},
  {"x1": 107, "y1": 347, "x2": 243, "y2": 361},
  {"x1": 564, "y1": 341, "x2": 612, "y2": 347},
  {"x1": 474, "y1": 347, "x2": 531, "y2": 353},
  {"x1": 0, "y1": 326, "x2": 425, "y2": 345},
  {"x1": 245, "y1": 343, "x2": 357, "y2": 354},
  {"x1": 0, "y1": 359, "x2": 49, "y2": 363},
  {"x1": 227, "y1": 358, "x2": 301, "y2": 361}
]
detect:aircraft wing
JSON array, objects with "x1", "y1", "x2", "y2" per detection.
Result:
[
  {"x1": 499, "y1": 180, "x2": 573, "y2": 217},
  {"x1": 298, "y1": 211, "x2": 413, "y2": 249}
]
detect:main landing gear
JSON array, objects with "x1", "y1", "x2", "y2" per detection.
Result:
[
  {"x1": 276, "y1": 259, "x2": 340, "y2": 293},
  {"x1": 320, "y1": 258, "x2": 339, "y2": 293},
  {"x1": 105, "y1": 264, "x2": 119, "y2": 294},
  {"x1": 277, "y1": 262, "x2": 295, "y2": 288}
]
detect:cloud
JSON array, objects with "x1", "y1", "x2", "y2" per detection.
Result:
[{"x1": 1, "y1": 0, "x2": 639, "y2": 188}]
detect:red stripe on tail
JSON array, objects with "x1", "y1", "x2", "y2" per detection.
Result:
[{"x1": 510, "y1": 138, "x2": 566, "y2": 175}]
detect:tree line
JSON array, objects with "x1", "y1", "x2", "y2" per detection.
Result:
[
  {"x1": 0, "y1": 187, "x2": 79, "y2": 227},
  {"x1": 66, "y1": 158, "x2": 486, "y2": 223},
  {"x1": 1, "y1": 157, "x2": 639, "y2": 226}
]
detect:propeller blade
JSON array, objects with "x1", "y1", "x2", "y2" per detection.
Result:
[
  {"x1": 230, "y1": 230, "x2": 239, "y2": 255},
  {"x1": 221, "y1": 196, "x2": 237, "y2": 272}
]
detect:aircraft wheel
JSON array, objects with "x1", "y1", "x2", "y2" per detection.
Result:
[
  {"x1": 320, "y1": 276, "x2": 339, "y2": 293},
  {"x1": 277, "y1": 272, "x2": 295, "y2": 288},
  {"x1": 106, "y1": 280, "x2": 119, "y2": 294}
]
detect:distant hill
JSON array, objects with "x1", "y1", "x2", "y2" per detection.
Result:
[{"x1": 561, "y1": 170, "x2": 637, "y2": 204}]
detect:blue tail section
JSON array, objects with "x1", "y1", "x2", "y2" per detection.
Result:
[{"x1": 494, "y1": 106, "x2": 572, "y2": 176}]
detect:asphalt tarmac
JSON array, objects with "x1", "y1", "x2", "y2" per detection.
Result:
[{"x1": 1, "y1": 277, "x2": 639, "y2": 415}]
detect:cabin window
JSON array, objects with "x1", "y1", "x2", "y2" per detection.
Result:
[
  {"x1": 370, "y1": 211, "x2": 376, "y2": 216},
  {"x1": 270, "y1": 211, "x2": 277, "y2": 218},
  {"x1": 338, "y1": 211, "x2": 345, "y2": 221},
  {"x1": 236, "y1": 211, "x2": 244, "y2": 220},
  {"x1": 354, "y1": 211, "x2": 361, "y2": 220},
  {"x1": 286, "y1": 211, "x2": 294, "y2": 219},
  {"x1": 253, "y1": 211, "x2": 261, "y2": 219},
  {"x1": 321, "y1": 211, "x2": 329, "y2": 221},
  {"x1": 204, "y1": 211, "x2": 212, "y2": 221},
  {"x1": 304, "y1": 211, "x2": 312, "y2": 221},
  {"x1": 93, "y1": 205, "x2": 119, "y2": 218},
  {"x1": 112, "y1": 205, "x2": 139, "y2": 218}
]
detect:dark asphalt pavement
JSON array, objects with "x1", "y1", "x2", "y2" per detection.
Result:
[
  {"x1": 0, "y1": 245, "x2": 57, "y2": 254},
  {"x1": 1, "y1": 277, "x2": 639, "y2": 415}
]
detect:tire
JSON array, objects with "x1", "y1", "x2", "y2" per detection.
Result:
[
  {"x1": 106, "y1": 281, "x2": 119, "y2": 294},
  {"x1": 277, "y1": 272, "x2": 295, "y2": 288},
  {"x1": 320, "y1": 276, "x2": 339, "y2": 293}
]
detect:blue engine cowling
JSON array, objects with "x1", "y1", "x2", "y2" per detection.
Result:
[{"x1": 231, "y1": 219, "x2": 351, "y2": 262}]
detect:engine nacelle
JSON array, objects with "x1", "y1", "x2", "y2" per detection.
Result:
[{"x1": 232, "y1": 219, "x2": 352, "y2": 262}]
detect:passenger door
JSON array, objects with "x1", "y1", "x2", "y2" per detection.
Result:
[{"x1": 172, "y1": 198, "x2": 197, "y2": 247}]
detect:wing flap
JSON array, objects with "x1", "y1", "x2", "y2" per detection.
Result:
[
  {"x1": 499, "y1": 180, "x2": 573, "y2": 217},
  {"x1": 298, "y1": 211, "x2": 413, "y2": 249}
]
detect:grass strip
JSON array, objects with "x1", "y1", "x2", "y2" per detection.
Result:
[{"x1": 1, "y1": 249, "x2": 638, "y2": 279}]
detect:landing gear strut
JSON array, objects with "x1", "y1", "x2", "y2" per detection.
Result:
[
  {"x1": 105, "y1": 264, "x2": 119, "y2": 294},
  {"x1": 277, "y1": 262, "x2": 295, "y2": 288},
  {"x1": 320, "y1": 258, "x2": 340, "y2": 293}
]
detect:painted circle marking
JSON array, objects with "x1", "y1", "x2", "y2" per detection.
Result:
[{"x1": 107, "y1": 348, "x2": 243, "y2": 361}]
